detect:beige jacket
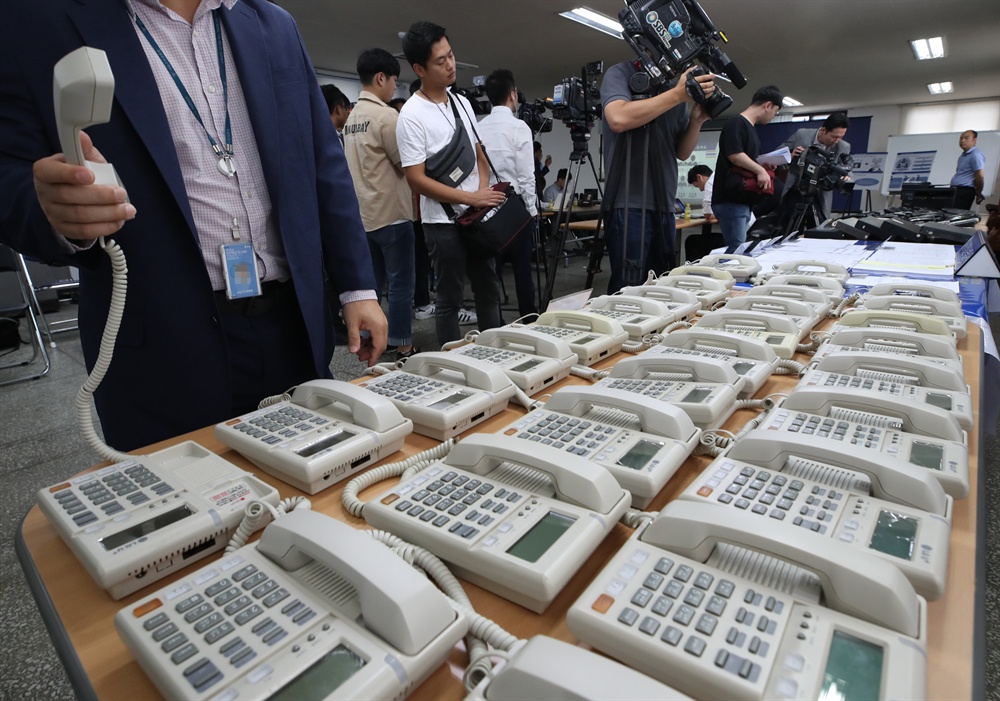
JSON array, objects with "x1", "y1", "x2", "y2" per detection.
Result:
[{"x1": 343, "y1": 91, "x2": 414, "y2": 231}]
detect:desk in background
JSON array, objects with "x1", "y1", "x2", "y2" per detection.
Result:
[{"x1": 17, "y1": 320, "x2": 985, "y2": 701}]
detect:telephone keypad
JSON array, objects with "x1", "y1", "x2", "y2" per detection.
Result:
[{"x1": 54, "y1": 461, "x2": 176, "y2": 528}]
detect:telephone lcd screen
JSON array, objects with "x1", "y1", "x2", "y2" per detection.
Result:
[
  {"x1": 295, "y1": 430, "x2": 356, "y2": 458},
  {"x1": 924, "y1": 392, "x2": 953, "y2": 411},
  {"x1": 909, "y1": 441, "x2": 944, "y2": 470},
  {"x1": 506, "y1": 512, "x2": 576, "y2": 563},
  {"x1": 616, "y1": 439, "x2": 663, "y2": 471},
  {"x1": 732, "y1": 361, "x2": 755, "y2": 376},
  {"x1": 765, "y1": 335, "x2": 785, "y2": 344},
  {"x1": 99, "y1": 505, "x2": 193, "y2": 551},
  {"x1": 511, "y1": 359, "x2": 543, "y2": 373},
  {"x1": 682, "y1": 387, "x2": 712, "y2": 403},
  {"x1": 577, "y1": 335, "x2": 601, "y2": 345},
  {"x1": 428, "y1": 391, "x2": 471, "y2": 410},
  {"x1": 868, "y1": 510, "x2": 918, "y2": 560},
  {"x1": 270, "y1": 644, "x2": 366, "y2": 700},
  {"x1": 820, "y1": 631, "x2": 884, "y2": 701}
]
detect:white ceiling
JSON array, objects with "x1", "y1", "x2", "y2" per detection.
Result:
[{"x1": 275, "y1": 0, "x2": 1000, "y2": 115}]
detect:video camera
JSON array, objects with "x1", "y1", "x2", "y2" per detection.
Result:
[
  {"x1": 452, "y1": 75, "x2": 492, "y2": 116},
  {"x1": 787, "y1": 145, "x2": 854, "y2": 197},
  {"x1": 516, "y1": 92, "x2": 552, "y2": 134},
  {"x1": 618, "y1": 0, "x2": 746, "y2": 118},
  {"x1": 551, "y1": 61, "x2": 604, "y2": 126}
]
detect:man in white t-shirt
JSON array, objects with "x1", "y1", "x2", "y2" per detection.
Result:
[{"x1": 396, "y1": 21, "x2": 505, "y2": 344}]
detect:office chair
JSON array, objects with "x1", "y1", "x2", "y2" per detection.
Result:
[
  {"x1": 0, "y1": 243, "x2": 51, "y2": 386},
  {"x1": 16, "y1": 253, "x2": 79, "y2": 347}
]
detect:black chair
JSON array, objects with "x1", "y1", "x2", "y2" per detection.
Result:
[
  {"x1": 0, "y1": 243, "x2": 51, "y2": 386},
  {"x1": 17, "y1": 252, "x2": 79, "y2": 347}
]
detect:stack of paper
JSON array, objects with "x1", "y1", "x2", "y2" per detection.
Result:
[{"x1": 851, "y1": 242, "x2": 956, "y2": 278}]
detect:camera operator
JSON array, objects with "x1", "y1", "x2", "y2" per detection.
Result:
[
  {"x1": 712, "y1": 85, "x2": 783, "y2": 253},
  {"x1": 600, "y1": 62, "x2": 715, "y2": 293},
  {"x1": 781, "y1": 112, "x2": 852, "y2": 221}
]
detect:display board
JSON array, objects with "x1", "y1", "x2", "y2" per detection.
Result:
[{"x1": 881, "y1": 130, "x2": 1000, "y2": 196}]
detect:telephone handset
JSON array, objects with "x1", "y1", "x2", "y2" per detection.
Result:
[
  {"x1": 450, "y1": 327, "x2": 577, "y2": 396},
  {"x1": 362, "y1": 434, "x2": 631, "y2": 612},
  {"x1": 811, "y1": 350, "x2": 968, "y2": 393},
  {"x1": 598, "y1": 355, "x2": 741, "y2": 430},
  {"x1": 215, "y1": 379, "x2": 413, "y2": 494},
  {"x1": 465, "y1": 635, "x2": 694, "y2": 701},
  {"x1": 730, "y1": 420, "x2": 953, "y2": 514},
  {"x1": 865, "y1": 281, "x2": 960, "y2": 304},
  {"x1": 744, "y1": 285, "x2": 834, "y2": 318},
  {"x1": 695, "y1": 310, "x2": 804, "y2": 355},
  {"x1": 783, "y1": 384, "x2": 966, "y2": 444},
  {"x1": 586, "y1": 294, "x2": 686, "y2": 339},
  {"x1": 54, "y1": 47, "x2": 122, "y2": 189},
  {"x1": 692, "y1": 254, "x2": 762, "y2": 282},
  {"x1": 833, "y1": 308, "x2": 954, "y2": 337},
  {"x1": 636, "y1": 344, "x2": 774, "y2": 398},
  {"x1": 824, "y1": 324, "x2": 960, "y2": 361},
  {"x1": 498, "y1": 385, "x2": 701, "y2": 508},
  {"x1": 762, "y1": 273, "x2": 845, "y2": 301},
  {"x1": 359, "y1": 352, "x2": 516, "y2": 440},
  {"x1": 532, "y1": 310, "x2": 629, "y2": 366},
  {"x1": 567, "y1": 500, "x2": 927, "y2": 701},
  {"x1": 856, "y1": 295, "x2": 967, "y2": 338},
  {"x1": 654, "y1": 274, "x2": 730, "y2": 308},
  {"x1": 765, "y1": 259, "x2": 850, "y2": 282},
  {"x1": 679, "y1": 452, "x2": 952, "y2": 599},
  {"x1": 721, "y1": 295, "x2": 821, "y2": 335},
  {"x1": 800, "y1": 368, "x2": 974, "y2": 430},
  {"x1": 668, "y1": 265, "x2": 736, "y2": 288},
  {"x1": 37, "y1": 441, "x2": 280, "y2": 600},
  {"x1": 115, "y1": 510, "x2": 468, "y2": 700},
  {"x1": 617, "y1": 285, "x2": 702, "y2": 321}
]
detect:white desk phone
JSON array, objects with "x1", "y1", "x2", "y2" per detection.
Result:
[
  {"x1": 718, "y1": 295, "x2": 821, "y2": 338},
  {"x1": 585, "y1": 294, "x2": 687, "y2": 339},
  {"x1": 464, "y1": 635, "x2": 693, "y2": 701},
  {"x1": 679, "y1": 451, "x2": 952, "y2": 600},
  {"x1": 654, "y1": 274, "x2": 730, "y2": 308},
  {"x1": 864, "y1": 281, "x2": 961, "y2": 304},
  {"x1": 115, "y1": 510, "x2": 468, "y2": 700},
  {"x1": 530, "y1": 310, "x2": 629, "y2": 366},
  {"x1": 668, "y1": 264, "x2": 736, "y2": 289},
  {"x1": 497, "y1": 385, "x2": 701, "y2": 508},
  {"x1": 601, "y1": 353, "x2": 743, "y2": 430},
  {"x1": 810, "y1": 350, "x2": 968, "y2": 393},
  {"x1": 634, "y1": 343, "x2": 773, "y2": 398},
  {"x1": 777, "y1": 386, "x2": 969, "y2": 499},
  {"x1": 821, "y1": 322, "x2": 961, "y2": 361},
  {"x1": 616, "y1": 285, "x2": 702, "y2": 322},
  {"x1": 761, "y1": 273, "x2": 845, "y2": 301},
  {"x1": 757, "y1": 259, "x2": 850, "y2": 284},
  {"x1": 362, "y1": 433, "x2": 631, "y2": 612},
  {"x1": 37, "y1": 442, "x2": 279, "y2": 600},
  {"x1": 693, "y1": 310, "x2": 802, "y2": 358},
  {"x1": 214, "y1": 380, "x2": 412, "y2": 495},
  {"x1": 567, "y1": 500, "x2": 927, "y2": 701},
  {"x1": 652, "y1": 328, "x2": 782, "y2": 396},
  {"x1": 448, "y1": 327, "x2": 577, "y2": 396},
  {"x1": 692, "y1": 253, "x2": 762, "y2": 282},
  {"x1": 855, "y1": 294, "x2": 968, "y2": 338},
  {"x1": 743, "y1": 284, "x2": 834, "y2": 318},
  {"x1": 831, "y1": 308, "x2": 956, "y2": 338},
  {"x1": 359, "y1": 352, "x2": 516, "y2": 440}
]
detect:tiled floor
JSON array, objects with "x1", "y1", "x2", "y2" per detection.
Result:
[{"x1": 1, "y1": 256, "x2": 997, "y2": 699}]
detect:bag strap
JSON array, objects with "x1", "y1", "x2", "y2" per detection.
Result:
[{"x1": 451, "y1": 93, "x2": 501, "y2": 183}]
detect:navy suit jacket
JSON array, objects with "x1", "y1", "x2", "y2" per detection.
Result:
[{"x1": 0, "y1": 0, "x2": 376, "y2": 449}]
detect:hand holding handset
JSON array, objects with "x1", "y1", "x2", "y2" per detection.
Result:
[
  {"x1": 54, "y1": 47, "x2": 122, "y2": 188},
  {"x1": 215, "y1": 379, "x2": 413, "y2": 494},
  {"x1": 567, "y1": 500, "x2": 926, "y2": 701},
  {"x1": 498, "y1": 385, "x2": 700, "y2": 507},
  {"x1": 532, "y1": 310, "x2": 629, "y2": 366},
  {"x1": 359, "y1": 352, "x2": 516, "y2": 440},
  {"x1": 362, "y1": 434, "x2": 631, "y2": 612},
  {"x1": 449, "y1": 327, "x2": 577, "y2": 395},
  {"x1": 37, "y1": 442, "x2": 279, "y2": 599},
  {"x1": 115, "y1": 510, "x2": 467, "y2": 700}
]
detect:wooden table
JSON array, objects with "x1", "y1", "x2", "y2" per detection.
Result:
[{"x1": 17, "y1": 319, "x2": 984, "y2": 700}]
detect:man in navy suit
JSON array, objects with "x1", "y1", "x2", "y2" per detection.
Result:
[{"x1": 0, "y1": 0, "x2": 386, "y2": 451}]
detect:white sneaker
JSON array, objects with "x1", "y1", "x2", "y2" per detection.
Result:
[
  {"x1": 414, "y1": 303, "x2": 435, "y2": 320},
  {"x1": 458, "y1": 308, "x2": 478, "y2": 325}
]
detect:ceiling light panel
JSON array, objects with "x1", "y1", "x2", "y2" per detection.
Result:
[
  {"x1": 911, "y1": 37, "x2": 945, "y2": 60},
  {"x1": 559, "y1": 7, "x2": 623, "y2": 38}
]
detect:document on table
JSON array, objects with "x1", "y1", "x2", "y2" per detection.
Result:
[
  {"x1": 758, "y1": 147, "x2": 791, "y2": 167},
  {"x1": 847, "y1": 275, "x2": 961, "y2": 293},
  {"x1": 751, "y1": 238, "x2": 873, "y2": 270},
  {"x1": 852, "y1": 242, "x2": 956, "y2": 278}
]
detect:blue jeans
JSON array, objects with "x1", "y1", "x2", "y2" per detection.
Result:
[
  {"x1": 713, "y1": 202, "x2": 752, "y2": 253},
  {"x1": 367, "y1": 221, "x2": 415, "y2": 346},
  {"x1": 605, "y1": 208, "x2": 675, "y2": 293},
  {"x1": 423, "y1": 223, "x2": 503, "y2": 345}
]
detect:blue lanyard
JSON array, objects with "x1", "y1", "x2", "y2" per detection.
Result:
[{"x1": 135, "y1": 10, "x2": 233, "y2": 164}]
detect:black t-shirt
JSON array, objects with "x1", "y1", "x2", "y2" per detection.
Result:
[{"x1": 712, "y1": 115, "x2": 760, "y2": 206}]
